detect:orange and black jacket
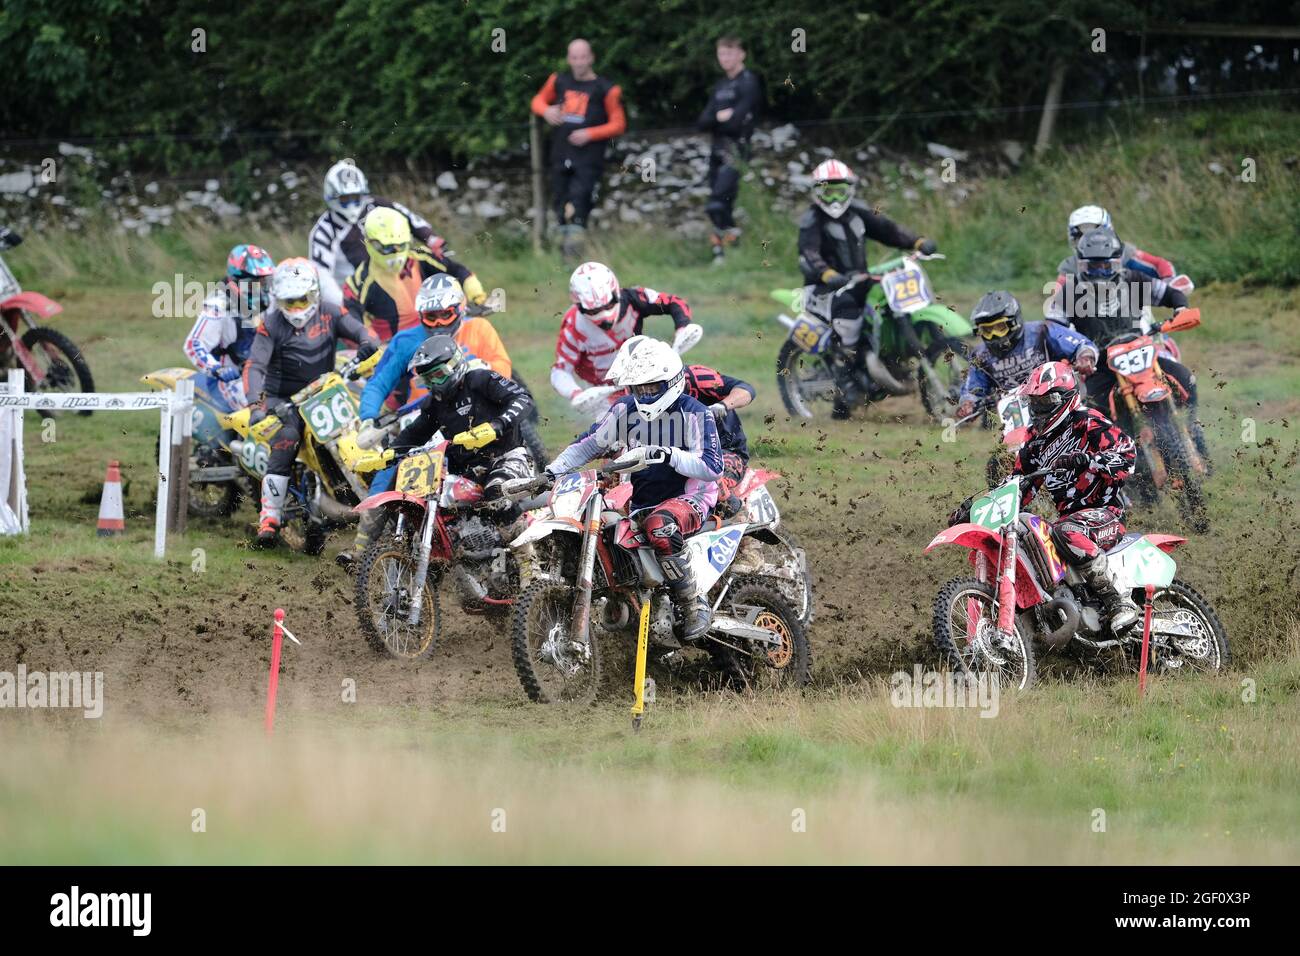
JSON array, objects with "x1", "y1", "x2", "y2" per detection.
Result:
[
  {"x1": 342, "y1": 248, "x2": 470, "y2": 343},
  {"x1": 531, "y1": 71, "x2": 626, "y2": 162}
]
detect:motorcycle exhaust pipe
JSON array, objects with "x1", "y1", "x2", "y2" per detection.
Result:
[
  {"x1": 1041, "y1": 594, "x2": 1081, "y2": 648},
  {"x1": 774, "y1": 312, "x2": 797, "y2": 330},
  {"x1": 314, "y1": 492, "x2": 357, "y2": 522}
]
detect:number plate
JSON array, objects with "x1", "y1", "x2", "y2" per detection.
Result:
[
  {"x1": 746, "y1": 484, "x2": 781, "y2": 527},
  {"x1": 970, "y1": 480, "x2": 1019, "y2": 532},
  {"x1": 788, "y1": 316, "x2": 831, "y2": 354},
  {"x1": 300, "y1": 382, "x2": 357, "y2": 442},
  {"x1": 881, "y1": 264, "x2": 933, "y2": 314},
  {"x1": 1108, "y1": 343, "x2": 1156, "y2": 376},
  {"x1": 239, "y1": 439, "x2": 270, "y2": 477},
  {"x1": 396, "y1": 449, "x2": 444, "y2": 499},
  {"x1": 997, "y1": 393, "x2": 1030, "y2": 437}
]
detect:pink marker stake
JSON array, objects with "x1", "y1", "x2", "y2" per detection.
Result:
[
  {"x1": 1138, "y1": 584, "x2": 1155, "y2": 698},
  {"x1": 265, "y1": 608, "x2": 285, "y2": 734}
]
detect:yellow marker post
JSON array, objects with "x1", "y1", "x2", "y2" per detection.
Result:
[{"x1": 631, "y1": 598, "x2": 651, "y2": 730}]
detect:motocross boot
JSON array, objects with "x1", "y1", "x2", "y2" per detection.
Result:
[
  {"x1": 1082, "y1": 553, "x2": 1140, "y2": 633},
  {"x1": 336, "y1": 509, "x2": 384, "y2": 572},
  {"x1": 255, "y1": 515, "x2": 280, "y2": 549},
  {"x1": 255, "y1": 474, "x2": 288, "y2": 549},
  {"x1": 659, "y1": 553, "x2": 712, "y2": 642},
  {"x1": 832, "y1": 348, "x2": 862, "y2": 420}
]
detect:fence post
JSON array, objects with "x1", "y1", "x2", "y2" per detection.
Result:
[
  {"x1": 1034, "y1": 63, "x2": 1068, "y2": 156},
  {"x1": 529, "y1": 114, "x2": 546, "y2": 254},
  {"x1": 154, "y1": 393, "x2": 174, "y2": 560}
]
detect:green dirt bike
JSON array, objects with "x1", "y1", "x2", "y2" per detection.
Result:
[{"x1": 771, "y1": 252, "x2": 971, "y2": 420}]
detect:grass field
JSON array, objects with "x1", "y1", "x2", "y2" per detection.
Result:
[{"x1": 3, "y1": 110, "x2": 1299, "y2": 863}]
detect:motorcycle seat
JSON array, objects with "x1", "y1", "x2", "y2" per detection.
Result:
[{"x1": 1105, "y1": 532, "x2": 1143, "y2": 556}]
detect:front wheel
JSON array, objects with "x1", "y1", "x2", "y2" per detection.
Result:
[
  {"x1": 21, "y1": 326, "x2": 95, "y2": 416},
  {"x1": 933, "y1": 578, "x2": 1036, "y2": 690},
  {"x1": 511, "y1": 581, "x2": 602, "y2": 704},
  {"x1": 354, "y1": 524, "x2": 441, "y2": 659}
]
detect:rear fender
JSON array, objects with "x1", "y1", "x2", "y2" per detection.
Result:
[
  {"x1": 913, "y1": 303, "x2": 973, "y2": 338},
  {"x1": 354, "y1": 491, "x2": 427, "y2": 513},
  {"x1": 1144, "y1": 533, "x2": 1186, "y2": 554}
]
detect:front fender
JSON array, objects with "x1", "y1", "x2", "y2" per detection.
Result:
[
  {"x1": 913, "y1": 303, "x2": 973, "y2": 338},
  {"x1": 925, "y1": 522, "x2": 1000, "y2": 554},
  {"x1": 510, "y1": 517, "x2": 582, "y2": 548},
  {"x1": 354, "y1": 491, "x2": 427, "y2": 513},
  {"x1": 0, "y1": 291, "x2": 62, "y2": 318}
]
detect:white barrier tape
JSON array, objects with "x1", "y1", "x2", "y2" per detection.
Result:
[
  {"x1": 279, "y1": 622, "x2": 302, "y2": 646},
  {"x1": 0, "y1": 391, "x2": 189, "y2": 411}
]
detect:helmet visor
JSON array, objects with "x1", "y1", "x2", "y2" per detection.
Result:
[
  {"x1": 1027, "y1": 391, "x2": 1066, "y2": 421},
  {"x1": 631, "y1": 381, "x2": 668, "y2": 403}
]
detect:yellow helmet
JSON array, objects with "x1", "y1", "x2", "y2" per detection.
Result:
[{"x1": 363, "y1": 207, "x2": 412, "y2": 271}]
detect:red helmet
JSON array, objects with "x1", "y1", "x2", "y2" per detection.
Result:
[{"x1": 1021, "y1": 361, "x2": 1081, "y2": 436}]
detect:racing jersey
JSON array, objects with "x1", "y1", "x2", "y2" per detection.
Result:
[
  {"x1": 1014, "y1": 408, "x2": 1136, "y2": 516},
  {"x1": 959, "y1": 322, "x2": 1098, "y2": 404},
  {"x1": 244, "y1": 304, "x2": 376, "y2": 403},
  {"x1": 683, "y1": 364, "x2": 755, "y2": 462},
  {"x1": 550, "y1": 286, "x2": 693, "y2": 397},
  {"x1": 1046, "y1": 269, "x2": 1188, "y2": 349},
  {"x1": 530, "y1": 72, "x2": 626, "y2": 163},
  {"x1": 343, "y1": 248, "x2": 471, "y2": 343},
  {"x1": 390, "y1": 367, "x2": 533, "y2": 474},
  {"x1": 308, "y1": 197, "x2": 441, "y2": 302},
  {"x1": 798, "y1": 200, "x2": 921, "y2": 282}
]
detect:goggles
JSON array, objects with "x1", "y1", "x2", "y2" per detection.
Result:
[
  {"x1": 420, "y1": 307, "x2": 460, "y2": 329},
  {"x1": 417, "y1": 362, "x2": 456, "y2": 388},
  {"x1": 975, "y1": 318, "x2": 1014, "y2": 340},
  {"x1": 369, "y1": 238, "x2": 410, "y2": 258},
  {"x1": 1080, "y1": 258, "x2": 1121, "y2": 280},
  {"x1": 279, "y1": 295, "x2": 315, "y2": 314},
  {"x1": 578, "y1": 297, "x2": 618, "y2": 318},
  {"x1": 816, "y1": 182, "x2": 853, "y2": 203},
  {"x1": 631, "y1": 381, "x2": 668, "y2": 402}
]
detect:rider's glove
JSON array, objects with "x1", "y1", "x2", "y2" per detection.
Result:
[
  {"x1": 1073, "y1": 352, "x2": 1097, "y2": 376},
  {"x1": 356, "y1": 340, "x2": 378, "y2": 361},
  {"x1": 215, "y1": 365, "x2": 242, "y2": 383},
  {"x1": 821, "y1": 269, "x2": 850, "y2": 289},
  {"x1": 461, "y1": 274, "x2": 487, "y2": 306},
  {"x1": 708, "y1": 402, "x2": 730, "y2": 421},
  {"x1": 452, "y1": 422, "x2": 498, "y2": 450},
  {"x1": 955, "y1": 400, "x2": 976, "y2": 419},
  {"x1": 426, "y1": 235, "x2": 447, "y2": 258},
  {"x1": 948, "y1": 496, "x2": 973, "y2": 527},
  {"x1": 672, "y1": 323, "x2": 703, "y2": 355},
  {"x1": 355, "y1": 419, "x2": 386, "y2": 450},
  {"x1": 914, "y1": 237, "x2": 938, "y2": 255}
]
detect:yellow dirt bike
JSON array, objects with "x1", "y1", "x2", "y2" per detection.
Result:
[{"x1": 219, "y1": 350, "x2": 390, "y2": 553}]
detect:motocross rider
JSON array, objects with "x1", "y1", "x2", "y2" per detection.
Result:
[
  {"x1": 797, "y1": 159, "x2": 938, "y2": 419},
  {"x1": 551, "y1": 261, "x2": 703, "y2": 419},
  {"x1": 182, "y1": 243, "x2": 275, "y2": 409},
  {"x1": 1046, "y1": 227, "x2": 1205, "y2": 458},
  {"x1": 309, "y1": 160, "x2": 486, "y2": 310},
  {"x1": 374, "y1": 335, "x2": 535, "y2": 518},
  {"x1": 954, "y1": 361, "x2": 1140, "y2": 633},
  {"x1": 337, "y1": 274, "x2": 516, "y2": 568},
  {"x1": 342, "y1": 206, "x2": 486, "y2": 342},
  {"x1": 955, "y1": 290, "x2": 1099, "y2": 419},
  {"x1": 543, "y1": 338, "x2": 723, "y2": 641},
  {"x1": 243, "y1": 257, "x2": 380, "y2": 547},
  {"x1": 610, "y1": 334, "x2": 756, "y2": 517}
]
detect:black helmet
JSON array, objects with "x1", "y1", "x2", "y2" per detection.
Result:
[
  {"x1": 408, "y1": 334, "x2": 466, "y2": 396},
  {"x1": 970, "y1": 290, "x2": 1023, "y2": 357},
  {"x1": 1075, "y1": 227, "x2": 1124, "y2": 282}
]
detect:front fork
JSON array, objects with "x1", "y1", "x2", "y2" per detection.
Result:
[
  {"x1": 995, "y1": 533, "x2": 1018, "y2": 639},
  {"x1": 405, "y1": 505, "x2": 438, "y2": 626},
  {"x1": 571, "y1": 495, "x2": 602, "y2": 650}
]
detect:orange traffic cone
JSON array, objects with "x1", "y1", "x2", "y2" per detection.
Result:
[{"x1": 97, "y1": 460, "x2": 125, "y2": 536}]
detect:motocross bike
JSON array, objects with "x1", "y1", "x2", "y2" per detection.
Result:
[
  {"x1": 926, "y1": 467, "x2": 1229, "y2": 689},
  {"x1": 720, "y1": 466, "x2": 814, "y2": 629},
  {"x1": 771, "y1": 252, "x2": 970, "y2": 421},
  {"x1": 351, "y1": 438, "x2": 546, "y2": 659},
  {"x1": 220, "y1": 349, "x2": 390, "y2": 554},
  {"x1": 1094, "y1": 308, "x2": 1209, "y2": 532},
  {"x1": 0, "y1": 228, "x2": 95, "y2": 413},
  {"x1": 501, "y1": 454, "x2": 811, "y2": 706}
]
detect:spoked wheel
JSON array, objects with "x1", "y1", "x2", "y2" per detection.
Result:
[
  {"x1": 188, "y1": 446, "x2": 240, "y2": 519},
  {"x1": 714, "y1": 581, "x2": 811, "y2": 691},
  {"x1": 21, "y1": 326, "x2": 95, "y2": 416},
  {"x1": 354, "y1": 531, "x2": 441, "y2": 660},
  {"x1": 933, "y1": 578, "x2": 1036, "y2": 690},
  {"x1": 1130, "y1": 579, "x2": 1229, "y2": 676},
  {"x1": 776, "y1": 340, "x2": 837, "y2": 419},
  {"x1": 511, "y1": 582, "x2": 602, "y2": 704},
  {"x1": 918, "y1": 335, "x2": 969, "y2": 421}
]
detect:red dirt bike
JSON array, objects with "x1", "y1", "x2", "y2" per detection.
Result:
[
  {"x1": 0, "y1": 228, "x2": 95, "y2": 412},
  {"x1": 1096, "y1": 307, "x2": 1208, "y2": 531},
  {"x1": 926, "y1": 466, "x2": 1229, "y2": 689}
]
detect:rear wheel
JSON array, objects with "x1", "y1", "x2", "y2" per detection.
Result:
[
  {"x1": 21, "y1": 326, "x2": 95, "y2": 416},
  {"x1": 188, "y1": 445, "x2": 240, "y2": 519},
  {"x1": 933, "y1": 578, "x2": 1036, "y2": 690},
  {"x1": 354, "y1": 526, "x2": 441, "y2": 659},
  {"x1": 1128, "y1": 578, "x2": 1229, "y2": 676},
  {"x1": 511, "y1": 582, "x2": 602, "y2": 704},
  {"x1": 714, "y1": 580, "x2": 811, "y2": 690},
  {"x1": 776, "y1": 339, "x2": 836, "y2": 419}
]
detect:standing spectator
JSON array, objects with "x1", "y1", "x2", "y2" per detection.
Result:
[
  {"x1": 531, "y1": 38, "x2": 627, "y2": 260},
  {"x1": 697, "y1": 36, "x2": 761, "y2": 265}
]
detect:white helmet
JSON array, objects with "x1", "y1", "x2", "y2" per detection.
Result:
[
  {"x1": 605, "y1": 334, "x2": 650, "y2": 383},
  {"x1": 1068, "y1": 204, "x2": 1112, "y2": 244},
  {"x1": 811, "y1": 159, "x2": 857, "y2": 218},
  {"x1": 613, "y1": 338, "x2": 684, "y2": 422},
  {"x1": 414, "y1": 273, "x2": 466, "y2": 332},
  {"x1": 324, "y1": 160, "x2": 370, "y2": 224},
  {"x1": 569, "y1": 261, "x2": 621, "y2": 328},
  {"x1": 272, "y1": 257, "x2": 320, "y2": 329}
]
